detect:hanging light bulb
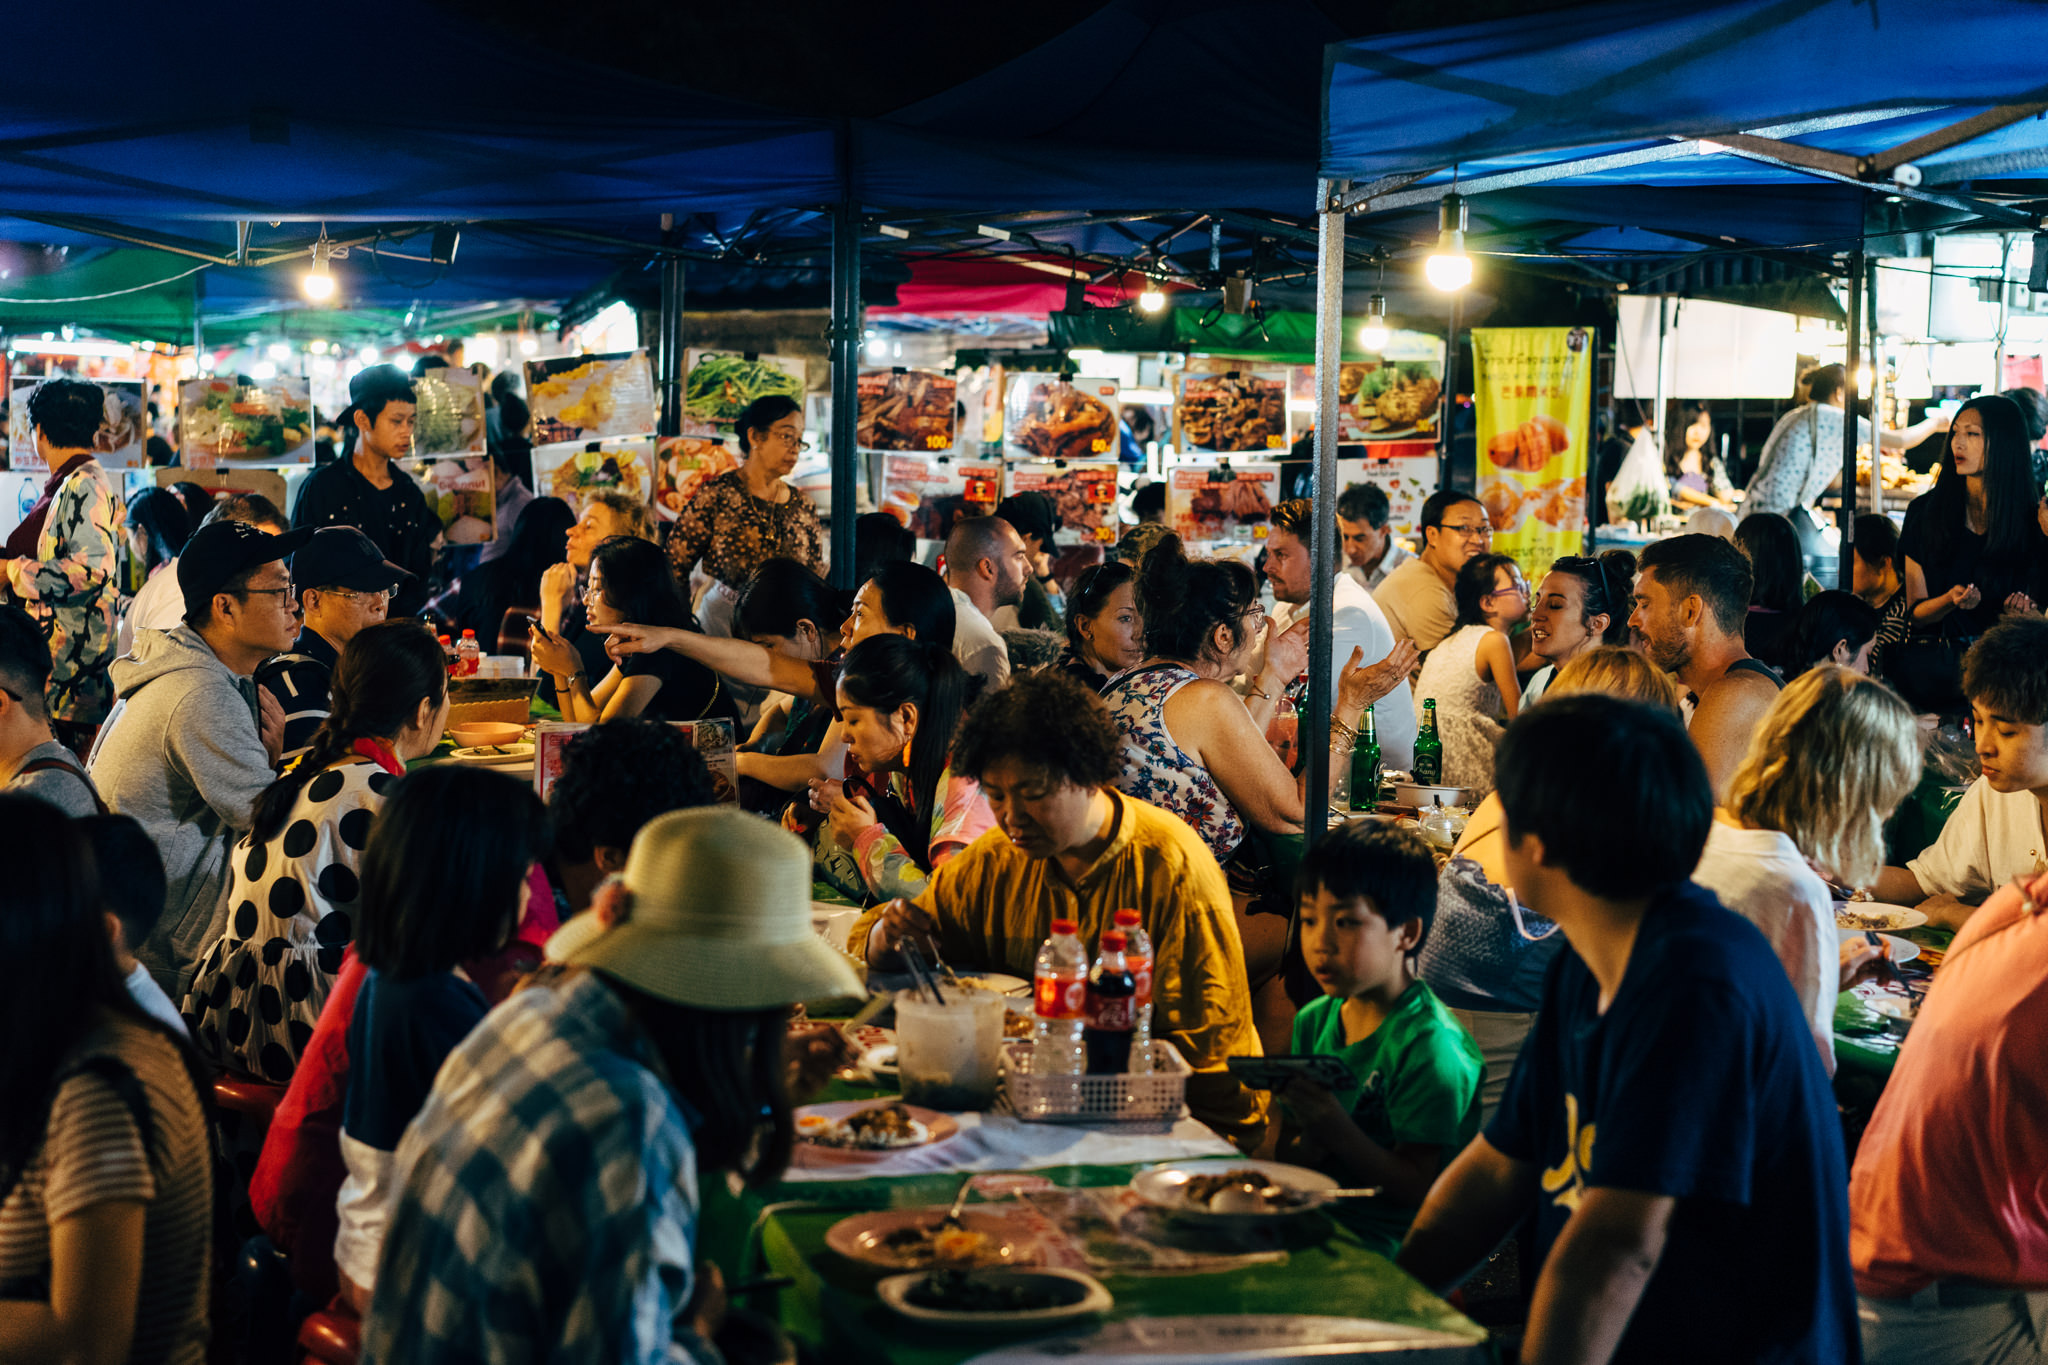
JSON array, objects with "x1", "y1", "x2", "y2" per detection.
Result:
[
  {"x1": 1358, "y1": 294, "x2": 1390, "y2": 351},
  {"x1": 1424, "y1": 193, "x2": 1473, "y2": 292},
  {"x1": 1137, "y1": 281, "x2": 1167, "y2": 313},
  {"x1": 302, "y1": 236, "x2": 336, "y2": 302}
]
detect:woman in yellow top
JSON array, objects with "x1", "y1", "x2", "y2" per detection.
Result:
[{"x1": 855, "y1": 669, "x2": 1268, "y2": 1148}]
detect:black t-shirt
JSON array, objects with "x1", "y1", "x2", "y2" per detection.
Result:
[
  {"x1": 292, "y1": 457, "x2": 440, "y2": 616},
  {"x1": 1487, "y1": 881, "x2": 1857, "y2": 1365},
  {"x1": 1898, "y1": 489, "x2": 2048, "y2": 637},
  {"x1": 536, "y1": 602, "x2": 617, "y2": 710},
  {"x1": 618, "y1": 645, "x2": 734, "y2": 724}
]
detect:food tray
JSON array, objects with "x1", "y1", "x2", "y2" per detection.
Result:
[
  {"x1": 446, "y1": 676, "x2": 540, "y2": 728},
  {"x1": 1000, "y1": 1039, "x2": 1189, "y2": 1124}
]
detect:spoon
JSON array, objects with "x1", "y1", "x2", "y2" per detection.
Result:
[{"x1": 939, "y1": 1173, "x2": 976, "y2": 1230}]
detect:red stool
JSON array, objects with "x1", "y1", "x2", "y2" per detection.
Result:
[
  {"x1": 213, "y1": 1074, "x2": 288, "y2": 1123},
  {"x1": 297, "y1": 1304, "x2": 360, "y2": 1365}
]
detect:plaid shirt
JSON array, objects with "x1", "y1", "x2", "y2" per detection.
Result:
[{"x1": 359, "y1": 970, "x2": 719, "y2": 1365}]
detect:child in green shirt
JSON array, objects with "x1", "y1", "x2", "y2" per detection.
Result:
[{"x1": 1276, "y1": 820, "x2": 1483, "y2": 1256}]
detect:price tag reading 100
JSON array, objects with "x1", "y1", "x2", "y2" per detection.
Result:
[{"x1": 924, "y1": 434, "x2": 950, "y2": 450}]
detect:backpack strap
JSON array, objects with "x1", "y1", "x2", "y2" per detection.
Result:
[{"x1": 14, "y1": 755, "x2": 110, "y2": 816}]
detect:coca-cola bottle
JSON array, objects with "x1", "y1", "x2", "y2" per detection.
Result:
[{"x1": 1083, "y1": 931, "x2": 1137, "y2": 1075}]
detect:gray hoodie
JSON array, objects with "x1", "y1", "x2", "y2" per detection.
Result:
[{"x1": 88, "y1": 626, "x2": 272, "y2": 999}]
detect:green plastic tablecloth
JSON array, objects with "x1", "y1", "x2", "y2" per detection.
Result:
[{"x1": 697, "y1": 1078, "x2": 1490, "y2": 1364}]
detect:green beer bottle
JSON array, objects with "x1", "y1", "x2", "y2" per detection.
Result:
[
  {"x1": 1350, "y1": 704, "x2": 1381, "y2": 810},
  {"x1": 1413, "y1": 698, "x2": 1443, "y2": 785}
]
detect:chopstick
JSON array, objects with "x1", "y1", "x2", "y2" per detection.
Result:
[
  {"x1": 902, "y1": 940, "x2": 947, "y2": 1005},
  {"x1": 1864, "y1": 930, "x2": 1903, "y2": 989}
]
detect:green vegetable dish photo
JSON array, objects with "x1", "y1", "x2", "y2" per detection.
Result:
[{"x1": 683, "y1": 351, "x2": 805, "y2": 426}]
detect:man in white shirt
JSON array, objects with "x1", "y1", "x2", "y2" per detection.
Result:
[
  {"x1": 943, "y1": 515, "x2": 1029, "y2": 689},
  {"x1": 1873, "y1": 619, "x2": 2048, "y2": 927},
  {"x1": 1260, "y1": 499, "x2": 1419, "y2": 770},
  {"x1": 1337, "y1": 481, "x2": 1415, "y2": 592}
]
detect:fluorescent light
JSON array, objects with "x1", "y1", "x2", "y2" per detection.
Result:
[
  {"x1": 309, "y1": 340, "x2": 329, "y2": 356},
  {"x1": 251, "y1": 360, "x2": 278, "y2": 380},
  {"x1": 878, "y1": 224, "x2": 911, "y2": 240},
  {"x1": 358, "y1": 346, "x2": 381, "y2": 365},
  {"x1": 1425, "y1": 193, "x2": 1473, "y2": 292},
  {"x1": 978, "y1": 225, "x2": 1012, "y2": 241},
  {"x1": 5, "y1": 338, "x2": 132, "y2": 358},
  {"x1": 266, "y1": 342, "x2": 292, "y2": 361},
  {"x1": 519, "y1": 335, "x2": 538, "y2": 356}
]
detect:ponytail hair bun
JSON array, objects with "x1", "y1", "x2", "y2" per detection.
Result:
[{"x1": 1134, "y1": 533, "x2": 1257, "y2": 665}]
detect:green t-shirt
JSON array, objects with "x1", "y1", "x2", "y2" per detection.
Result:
[{"x1": 1286, "y1": 980, "x2": 1483, "y2": 1255}]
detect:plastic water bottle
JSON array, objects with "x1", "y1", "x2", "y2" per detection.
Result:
[
  {"x1": 1112, "y1": 908, "x2": 1153, "y2": 1074},
  {"x1": 455, "y1": 629, "x2": 481, "y2": 678},
  {"x1": 1031, "y1": 918, "x2": 1087, "y2": 1077}
]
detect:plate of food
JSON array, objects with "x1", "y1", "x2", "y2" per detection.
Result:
[
  {"x1": 877, "y1": 1268, "x2": 1111, "y2": 1331},
  {"x1": 447, "y1": 742, "x2": 535, "y2": 766},
  {"x1": 826, "y1": 1208, "x2": 1040, "y2": 1271},
  {"x1": 1131, "y1": 1160, "x2": 1339, "y2": 1222},
  {"x1": 948, "y1": 971, "x2": 1031, "y2": 998},
  {"x1": 1835, "y1": 904, "x2": 1927, "y2": 932},
  {"x1": 1838, "y1": 928, "x2": 1921, "y2": 964},
  {"x1": 793, "y1": 1100, "x2": 959, "y2": 1166}
]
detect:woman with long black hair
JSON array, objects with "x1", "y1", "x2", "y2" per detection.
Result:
[
  {"x1": 0, "y1": 794, "x2": 214, "y2": 1365},
  {"x1": 1901, "y1": 392, "x2": 2048, "y2": 635},
  {"x1": 732, "y1": 559, "x2": 850, "y2": 807},
  {"x1": 807, "y1": 634, "x2": 992, "y2": 903},
  {"x1": 182, "y1": 621, "x2": 449, "y2": 1081},
  {"x1": 530, "y1": 536, "x2": 731, "y2": 725},
  {"x1": 443, "y1": 495, "x2": 574, "y2": 643}
]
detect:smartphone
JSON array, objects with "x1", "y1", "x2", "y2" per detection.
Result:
[{"x1": 1226, "y1": 1055, "x2": 1357, "y2": 1092}]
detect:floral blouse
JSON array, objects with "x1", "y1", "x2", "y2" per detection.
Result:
[
  {"x1": 4, "y1": 458, "x2": 119, "y2": 724},
  {"x1": 1098, "y1": 662, "x2": 1247, "y2": 865},
  {"x1": 666, "y1": 470, "x2": 825, "y2": 591},
  {"x1": 806, "y1": 763, "x2": 995, "y2": 904}
]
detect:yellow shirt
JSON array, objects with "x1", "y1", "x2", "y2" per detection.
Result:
[{"x1": 850, "y1": 789, "x2": 1268, "y2": 1147}]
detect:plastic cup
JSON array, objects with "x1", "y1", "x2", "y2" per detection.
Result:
[{"x1": 895, "y1": 989, "x2": 1005, "y2": 1111}]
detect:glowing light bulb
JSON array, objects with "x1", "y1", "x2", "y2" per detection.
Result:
[
  {"x1": 1425, "y1": 193, "x2": 1472, "y2": 292},
  {"x1": 266, "y1": 343, "x2": 292, "y2": 361},
  {"x1": 519, "y1": 336, "x2": 538, "y2": 356},
  {"x1": 251, "y1": 360, "x2": 278, "y2": 381},
  {"x1": 1359, "y1": 294, "x2": 1390, "y2": 351},
  {"x1": 358, "y1": 347, "x2": 380, "y2": 366},
  {"x1": 1138, "y1": 286, "x2": 1166, "y2": 313}
]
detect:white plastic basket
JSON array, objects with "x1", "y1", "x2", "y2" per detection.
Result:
[{"x1": 1000, "y1": 1038, "x2": 1191, "y2": 1124}]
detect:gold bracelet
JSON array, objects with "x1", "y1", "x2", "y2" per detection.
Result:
[{"x1": 1330, "y1": 718, "x2": 1358, "y2": 745}]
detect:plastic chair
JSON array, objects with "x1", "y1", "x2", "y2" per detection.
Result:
[
  {"x1": 495, "y1": 604, "x2": 538, "y2": 663},
  {"x1": 214, "y1": 1074, "x2": 288, "y2": 1125}
]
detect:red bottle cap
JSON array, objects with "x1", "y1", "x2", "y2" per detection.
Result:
[
  {"x1": 1051, "y1": 918, "x2": 1079, "y2": 935},
  {"x1": 1114, "y1": 908, "x2": 1139, "y2": 926},
  {"x1": 1100, "y1": 931, "x2": 1126, "y2": 951}
]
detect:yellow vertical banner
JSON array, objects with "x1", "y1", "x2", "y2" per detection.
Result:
[{"x1": 1470, "y1": 327, "x2": 1593, "y2": 579}]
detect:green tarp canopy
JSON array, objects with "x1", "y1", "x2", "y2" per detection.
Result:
[{"x1": 1048, "y1": 307, "x2": 1442, "y2": 364}]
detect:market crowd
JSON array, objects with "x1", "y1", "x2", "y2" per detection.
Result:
[{"x1": 3, "y1": 365, "x2": 2047, "y2": 1365}]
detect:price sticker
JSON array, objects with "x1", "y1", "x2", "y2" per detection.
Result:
[
  {"x1": 1266, "y1": 434, "x2": 1287, "y2": 449},
  {"x1": 1090, "y1": 437, "x2": 1110, "y2": 454},
  {"x1": 964, "y1": 477, "x2": 997, "y2": 503},
  {"x1": 924, "y1": 433, "x2": 950, "y2": 450},
  {"x1": 1085, "y1": 478, "x2": 1115, "y2": 504}
]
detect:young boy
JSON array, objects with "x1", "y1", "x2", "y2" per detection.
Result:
[
  {"x1": 1274, "y1": 820, "x2": 1482, "y2": 1257},
  {"x1": 1396, "y1": 695, "x2": 1858, "y2": 1364},
  {"x1": 76, "y1": 813, "x2": 189, "y2": 1036},
  {"x1": 1873, "y1": 616, "x2": 2048, "y2": 928}
]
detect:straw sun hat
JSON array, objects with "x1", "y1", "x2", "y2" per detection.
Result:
[{"x1": 544, "y1": 806, "x2": 863, "y2": 1010}]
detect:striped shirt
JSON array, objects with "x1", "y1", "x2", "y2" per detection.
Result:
[
  {"x1": 0, "y1": 1013, "x2": 212, "y2": 1365},
  {"x1": 255, "y1": 627, "x2": 341, "y2": 765}
]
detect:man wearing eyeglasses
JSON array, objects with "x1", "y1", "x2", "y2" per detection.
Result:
[
  {"x1": 256, "y1": 527, "x2": 413, "y2": 764},
  {"x1": 1374, "y1": 490, "x2": 1494, "y2": 658},
  {"x1": 88, "y1": 518, "x2": 314, "y2": 998}
]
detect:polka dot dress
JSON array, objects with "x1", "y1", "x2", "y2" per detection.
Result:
[{"x1": 182, "y1": 757, "x2": 394, "y2": 1082}]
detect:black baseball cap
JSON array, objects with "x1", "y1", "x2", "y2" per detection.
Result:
[
  {"x1": 178, "y1": 519, "x2": 315, "y2": 616},
  {"x1": 293, "y1": 526, "x2": 412, "y2": 594},
  {"x1": 995, "y1": 490, "x2": 1058, "y2": 547}
]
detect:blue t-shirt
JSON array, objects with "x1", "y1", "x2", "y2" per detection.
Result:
[
  {"x1": 343, "y1": 968, "x2": 490, "y2": 1152},
  {"x1": 1486, "y1": 881, "x2": 1857, "y2": 1365}
]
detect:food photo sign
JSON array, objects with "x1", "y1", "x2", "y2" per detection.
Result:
[
  {"x1": 877, "y1": 454, "x2": 1001, "y2": 542},
  {"x1": 682, "y1": 351, "x2": 806, "y2": 434},
  {"x1": 535, "y1": 718, "x2": 738, "y2": 804},
  {"x1": 526, "y1": 350, "x2": 657, "y2": 444},
  {"x1": 1167, "y1": 461, "x2": 1280, "y2": 545},
  {"x1": 177, "y1": 377, "x2": 315, "y2": 468},
  {"x1": 653, "y1": 435, "x2": 739, "y2": 523},
  {"x1": 1003, "y1": 374, "x2": 1119, "y2": 462},
  {"x1": 9, "y1": 378, "x2": 148, "y2": 472},
  {"x1": 1175, "y1": 370, "x2": 1289, "y2": 454},
  {"x1": 413, "y1": 365, "x2": 487, "y2": 457},
  {"x1": 1333, "y1": 448, "x2": 1439, "y2": 542},
  {"x1": 1003, "y1": 459, "x2": 1120, "y2": 544},
  {"x1": 403, "y1": 455, "x2": 496, "y2": 546},
  {"x1": 533, "y1": 436, "x2": 656, "y2": 517},
  {"x1": 857, "y1": 368, "x2": 957, "y2": 452},
  {"x1": 1470, "y1": 326, "x2": 1593, "y2": 578}
]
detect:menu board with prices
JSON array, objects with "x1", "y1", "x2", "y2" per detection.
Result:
[
  {"x1": 857, "y1": 368, "x2": 957, "y2": 452},
  {"x1": 1175, "y1": 370, "x2": 1289, "y2": 455},
  {"x1": 1003, "y1": 373, "x2": 1119, "y2": 462},
  {"x1": 1167, "y1": 462, "x2": 1280, "y2": 545},
  {"x1": 877, "y1": 453, "x2": 1002, "y2": 542},
  {"x1": 1003, "y1": 459, "x2": 1120, "y2": 544}
]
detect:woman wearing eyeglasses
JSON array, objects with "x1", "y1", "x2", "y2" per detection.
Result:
[
  {"x1": 666, "y1": 395, "x2": 827, "y2": 641},
  {"x1": 530, "y1": 536, "x2": 731, "y2": 726},
  {"x1": 1517, "y1": 550, "x2": 1636, "y2": 708}
]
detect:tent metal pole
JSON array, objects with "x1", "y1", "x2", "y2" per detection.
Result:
[
  {"x1": 1841, "y1": 245, "x2": 1865, "y2": 587},
  {"x1": 1440, "y1": 293, "x2": 1462, "y2": 491},
  {"x1": 1652, "y1": 297, "x2": 1669, "y2": 484},
  {"x1": 655, "y1": 214, "x2": 684, "y2": 440},
  {"x1": 1867, "y1": 259, "x2": 1882, "y2": 519},
  {"x1": 1304, "y1": 179, "x2": 1347, "y2": 849},
  {"x1": 829, "y1": 128, "x2": 862, "y2": 591}
]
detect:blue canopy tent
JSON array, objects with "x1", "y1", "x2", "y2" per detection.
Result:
[{"x1": 1293, "y1": 0, "x2": 2048, "y2": 829}]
